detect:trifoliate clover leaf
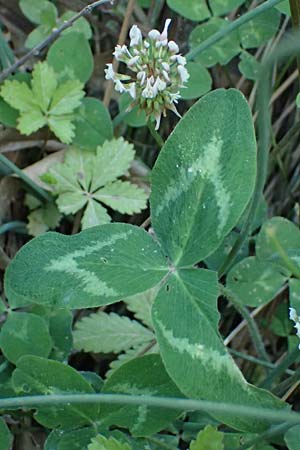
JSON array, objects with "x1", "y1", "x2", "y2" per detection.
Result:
[
  {"x1": 0, "y1": 61, "x2": 85, "y2": 143},
  {"x1": 88, "y1": 435, "x2": 132, "y2": 450},
  {"x1": 45, "y1": 138, "x2": 148, "y2": 229}
]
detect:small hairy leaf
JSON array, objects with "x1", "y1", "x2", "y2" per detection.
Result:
[
  {"x1": 124, "y1": 286, "x2": 159, "y2": 329},
  {"x1": 74, "y1": 311, "x2": 154, "y2": 353},
  {"x1": 94, "y1": 181, "x2": 148, "y2": 215}
]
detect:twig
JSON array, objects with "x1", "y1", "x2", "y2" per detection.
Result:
[
  {"x1": 0, "y1": 0, "x2": 115, "y2": 83},
  {"x1": 103, "y1": 0, "x2": 136, "y2": 106}
]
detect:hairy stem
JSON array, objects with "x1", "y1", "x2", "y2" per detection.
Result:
[{"x1": 147, "y1": 120, "x2": 164, "y2": 148}]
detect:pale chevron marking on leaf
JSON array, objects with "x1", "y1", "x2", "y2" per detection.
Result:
[
  {"x1": 131, "y1": 405, "x2": 148, "y2": 434},
  {"x1": 156, "y1": 133, "x2": 231, "y2": 237},
  {"x1": 45, "y1": 231, "x2": 132, "y2": 296},
  {"x1": 155, "y1": 318, "x2": 247, "y2": 388}
]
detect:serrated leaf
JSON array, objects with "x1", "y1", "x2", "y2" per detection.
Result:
[
  {"x1": 12, "y1": 355, "x2": 100, "y2": 428},
  {"x1": 49, "y1": 80, "x2": 84, "y2": 115},
  {"x1": 81, "y1": 200, "x2": 111, "y2": 229},
  {"x1": 45, "y1": 139, "x2": 147, "y2": 229},
  {"x1": 5, "y1": 223, "x2": 168, "y2": 309},
  {"x1": 152, "y1": 270, "x2": 287, "y2": 432},
  {"x1": 88, "y1": 435, "x2": 132, "y2": 450},
  {"x1": 189, "y1": 425, "x2": 224, "y2": 450},
  {"x1": 74, "y1": 311, "x2": 154, "y2": 353},
  {"x1": 150, "y1": 89, "x2": 256, "y2": 266},
  {"x1": 107, "y1": 346, "x2": 147, "y2": 378},
  {"x1": 31, "y1": 61, "x2": 57, "y2": 112},
  {"x1": 94, "y1": 181, "x2": 148, "y2": 215},
  {"x1": 48, "y1": 114, "x2": 76, "y2": 144},
  {"x1": 90, "y1": 139, "x2": 135, "y2": 191},
  {"x1": 124, "y1": 286, "x2": 159, "y2": 329},
  {"x1": 27, "y1": 202, "x2": 61, "y2": 236},
  {"x1": 100, "y1": 354, "x2": 183, "y2": 436},
  {"x1": 18, "y1": 108, "x2": 47, "y2": 135},
  {"x1": 0, "y1": 312, "x2": 52, "y2": 364},
  {"x1": 0, "y1": 80, "x2": 37, "y2": 111}
]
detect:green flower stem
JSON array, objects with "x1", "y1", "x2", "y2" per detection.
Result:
[
  {"x1": 0, "y1": 154, "x2": 52, "y2": 203},
  {"x1": 235, "y1": 422, "x2": 293, "y2": 450},
  {"x1": 186, "y1": 0, "x2": 285, "y2": 62},
  {"x1": 289, "y1": 0, "x2": 300, "y2": 86},
  {"x1": 229, "y1": 348, "x2": 295, "y2": 376},
  {"x1": 260, "y1": 345, "x2": 300, "y2": 390},
  {"x1": 0, "y1": 0, "x2": 114, "y2": 83},
  {"x1": 273, "y1": 366, "x2": 300, "y2": 397},
  {"x1": 221, "y1": 286, "x2": 270, "y2": 363},
  {"x1": 0, "y1": 393, "x2": 300, "y2": 425},
  {"x1": 147, "y1": 120, "x2": 164, "y2": 148}
]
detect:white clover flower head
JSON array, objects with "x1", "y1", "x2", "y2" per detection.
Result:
[
  {"x1": 105, "y1": 19, "x2": 190, "y2": 130},
  {"x1": 289, "y1": 307, "x2": 300, "y2": 349}
]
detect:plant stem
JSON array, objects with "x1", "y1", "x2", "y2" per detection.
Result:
[
  {"x1": 147, "y1": 120, "x2": 164, "y2": 148},
  {"x1": 0, "y1": 154, "x2": 52, "y2": 203},
  {"x1": 0, "y1": 393, "x2": 300, "y2": 425},
  {"x1": 260, "y1": 345, "x2": 300, "y2": 389},
  {"x1": 221, "y1": 286, "x2": 270, "y2": 363},
  {"x1": 186, "y1": 0, "x2": 285, "y2": 61},
  {"x1": 0, "y1": 221, "x2": 27, "y2": 235},
  {"x1": 289, "y1": 0, "x2": 300, "y2": 86},
  {"x1": 0, "y1": 0, "x2": 115, "y2": 83},
  {"x1": 229, "y1": 349, "x2": 295, "y2": 376},
  {"x1": 233, "y1": 422, "x2": 293, "y2": 450}
]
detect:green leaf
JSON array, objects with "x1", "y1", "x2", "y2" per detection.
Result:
[
  {"x1": 45, "y1": 428, "x2": 96, "y2": 450},
  {"x1": 124, "y1": 286, "x2": 159, "y2": 329},
  {"x1": 227, "y1": 257, "x2": 288, "y2": 307},
  {"x1": 94, "y1": 181, "x2": 148, "y2": 215},
  {"x1": 46, "y1": 139, "x2": 147, "y2": 229},
  {"x1": 209, "y1": 0, "x2": 245, "y2": 16},
  {"x1": 59, "y1": 11, "x2": 92, "y2": 40},
  {"x1": 0, "y1": 98, "x2": 18, "y2": 127},
  {"x1": 150, "y1": 89, "x2": 257, "y2": 266},
  {"x1": 189, "y1": 19, "x2": 241, "y2": 67},
  {"x1": 204, "y1": 231, "x2": 248, "y2": 271},
  {"x1": 100, "y1": 354, "x2": 183, "y2": 436},
  {"x1": 152, "y1": 270, "x2": 287, "y2": 432},
  {"x1": 49, "y1": 80, "x2": 84, "y2": 115},
  {"x1": 0, "y1": 312, "x2": 52, "y2": 364},
  {"x1": 27, "y1": 202, "x2": 61, "y2": 236},
  {"x1": 25, "y1": 24, "x2": 52, "y2": 49},
  {"x1": 238, "y1": 51, "x2": 261, "y2": 80},
  {"x1": 0, "y1": 417, "x2": 12, "y2": 450},
  {"x1": 284, "y1": 425, "x2": 300, "y2": 450},
  {"x1": 48, "y1": 114, "x2": 77, "y2": 144},
  {"x1": 12, "y1": 355, "x2": 100, "y2": 428},
  {"x1": 269, "y1": 303, "x2": 292, "y2": 337},
  {"x1": 289, "y1": 278, "x2": 300, "y2": 311},
  {"x1": 91, "y1": 139, "x2": 135, "y2": 190},
  {"x1": 47, "y1": 32, "x2": 94, "y2": 83},
  {"x1": 189, "y1": 425, "x2": 224, "y2": 450},
  {"x1": 276, "y1": 0, "x2": 290, "y2": 15},
  {"x1": 49, "y1": 309, "x2": 73, "y2": 361},
  {"x1": 74, "y1": 311, "x2": 154, "y2": 353},
  {"x1": 179, "y1": 62, "x2": 212, "y2": 100},
  {"x1": 5, "y1": 223, "x2": 168, "y2": 309},
  {"x1": 18, "y1": 108, "x2": 47, "y2": 135},
  {"x1": 88, "y1": 435, "x2": 132, "y2": 450},
  {"x1": 238, "y1": 8, "x2": 281, "y2": 49},
  {"x1": 166, "y1": 0, "x2": 210, "y2": 21},
  {"x1": 81, "y1": 200, "x2": 111, "y2": 229},
  {"x1": 19, "y1": 0, "x2": 50, "y2": 24},
  {"x1": 256, "y1": 217, "x2": 300, "y2": 268},
  {"x1": 72, "y1": 98, "x2": 113, "y2": 151},
  {"x1": 0, "y1": 80, "x2": 37, "y2": 111}
]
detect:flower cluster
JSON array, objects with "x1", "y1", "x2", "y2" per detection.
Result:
[
  {"x1": 105, "y1": 19, "x2": 189, "y2": 129},
  {"x1": 289, "y1": 307, "x2": 300, "y2": 349}
]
